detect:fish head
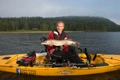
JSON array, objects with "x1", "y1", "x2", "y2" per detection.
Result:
[
  {"x1": 41, "y1": 40, "x2": 55, "y2": 46},
  {"x1": 41, "y1": 40, "x2": 47, "y2": 45}
]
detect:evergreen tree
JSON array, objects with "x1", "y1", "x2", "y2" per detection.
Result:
[
  {"x1": 0, "y1": 16, "x2": 119, "y2": 31},
  {"x1": 23, "y1": 22, "x2": 29, "y2": 30}
]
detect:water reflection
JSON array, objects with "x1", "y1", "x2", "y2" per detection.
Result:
[{"x1": 0, "y1": 70, "x2": 120, "y2": 80}]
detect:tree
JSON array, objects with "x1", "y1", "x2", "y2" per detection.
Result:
[
  {"x1": 0, "y1": 16, "x2": 120, "y2": 31},
  {"x1": 23, "y1": 22, "x2": 29, "y2": 30}
]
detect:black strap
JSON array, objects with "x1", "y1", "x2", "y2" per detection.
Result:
[
  {"x1": 54, "y1": 30, "x2": 66, "y2": 40},
  {"x1": 84, "y1": 48, "x2": 91, "y2": 63}
]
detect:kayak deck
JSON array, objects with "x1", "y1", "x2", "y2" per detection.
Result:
[{"x1": 0, "y1": 53, "x2": 120, "y2": 76}]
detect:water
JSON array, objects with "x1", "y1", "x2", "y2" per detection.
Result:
[
  {"x1": 0, "y1": 32, "x2": 120, "y2": 80},
  {"x1": 0, "y1": 32, "x2": 120, "y2": 54}
]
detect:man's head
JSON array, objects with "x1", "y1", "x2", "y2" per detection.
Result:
[{"x1": 56, "y1": 21, "x2": 64, "y2": 33}]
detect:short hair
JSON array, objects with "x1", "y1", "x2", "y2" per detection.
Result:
[{"x1": 56, "y1": 21, "x2": 64, "y2": 26}]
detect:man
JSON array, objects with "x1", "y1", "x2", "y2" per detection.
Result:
[{"x1": 47, "y1": 21, "x2": 83, "y2": 63}]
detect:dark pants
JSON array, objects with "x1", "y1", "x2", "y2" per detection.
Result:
[{"x1": 51, "y1": 46, "x2": 83, "y2": 63}]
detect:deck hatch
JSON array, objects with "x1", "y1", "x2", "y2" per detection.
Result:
[{"x1": 2, "y1": 57, "x2": 11, "y2": 60}]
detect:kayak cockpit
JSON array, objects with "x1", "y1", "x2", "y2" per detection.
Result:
[
  {"x1": 0, "y1": 51, "x2": 110, "y2": 68},
  {"x1": 1, "y1": 52, "x2": 120, "y2": 76},
  {"x1": 14, "y1": 51, "x2": 109, "y2": 68}
]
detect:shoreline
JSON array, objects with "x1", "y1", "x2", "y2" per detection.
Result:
[
  {"x1": 0, "y1": 31, "x2": 119, "y2": 34},
  {"x1": 0, "y1": 31, "x2": 84, "y2": 34}
]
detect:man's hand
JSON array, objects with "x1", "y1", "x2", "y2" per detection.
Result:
[
  {"x1": 64, "y1": 41, "x2": 68, "y2": 46},
  {"x1": 49, "y1": 42, "x2": 54, "y2": 46}
]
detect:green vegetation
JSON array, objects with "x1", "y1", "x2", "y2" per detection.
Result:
[
  {"x1": 0, "y1": 16, "x2": 120, "y2": 31},
  {"x1": 0, "y1": 31, "x2": 77, "y2": 34}
]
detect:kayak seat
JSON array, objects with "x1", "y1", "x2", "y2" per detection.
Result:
[
  {"x1": 40, "y1": 37, "x2": 47, "y2": 52},
  {"x1": 40, "y1": 37, "x2": 68, "y2": 64},
  {"x1": 46, "y1": 54, "x2": 69, "y2": 64}
]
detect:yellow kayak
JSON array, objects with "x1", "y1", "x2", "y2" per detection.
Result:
[{"x1": 0, "y1": 52, "x2": 120, "y2": 76}]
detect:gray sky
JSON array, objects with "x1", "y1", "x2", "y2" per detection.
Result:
[{"x1": 0, "y1": 0, "x2": 120, "y2": 24}]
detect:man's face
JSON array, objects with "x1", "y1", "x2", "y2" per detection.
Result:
[{"x1": 56, "y1": 23, "x2": 64, "y2": 31}]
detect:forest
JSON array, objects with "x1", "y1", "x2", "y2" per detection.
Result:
[{"x1": 0, "y1": 16, "x2": 120, "y2": 31}]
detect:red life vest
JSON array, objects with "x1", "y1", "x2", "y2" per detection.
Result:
[{"x1": 47, "y1": 30, "x2": 68, "y2": 56}]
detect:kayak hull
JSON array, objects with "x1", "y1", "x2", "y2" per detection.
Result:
[
  {"x1": 0, "y1": 53, "x2": 120, "y2": 76},
  {"x1": 0, "y1": 65, "x2": 120, "y2": 76}
]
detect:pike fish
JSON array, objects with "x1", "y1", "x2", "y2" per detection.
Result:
[{"x1": 41, "y1": 39, "x2": 80, "y2": 47}]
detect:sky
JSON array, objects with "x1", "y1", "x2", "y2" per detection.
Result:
[{"x1": 0, "y1": 0, "x2": 120, "y2": 24}]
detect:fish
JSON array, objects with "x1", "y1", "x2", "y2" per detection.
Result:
[{"x1": 41, "y1": 39, "x2": 80, "y2": 47}]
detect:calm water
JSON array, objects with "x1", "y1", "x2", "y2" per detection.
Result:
[
  {"x1": 0, "y1": 32, "x2": 120, "y2": 80},
  {"x1": 0, "y1": 32, "x2": 120, "y2": 54}
]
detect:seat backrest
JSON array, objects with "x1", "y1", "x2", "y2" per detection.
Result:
[{"x1": 40, "y1": 37, "x2": 47, "y2": 52}]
